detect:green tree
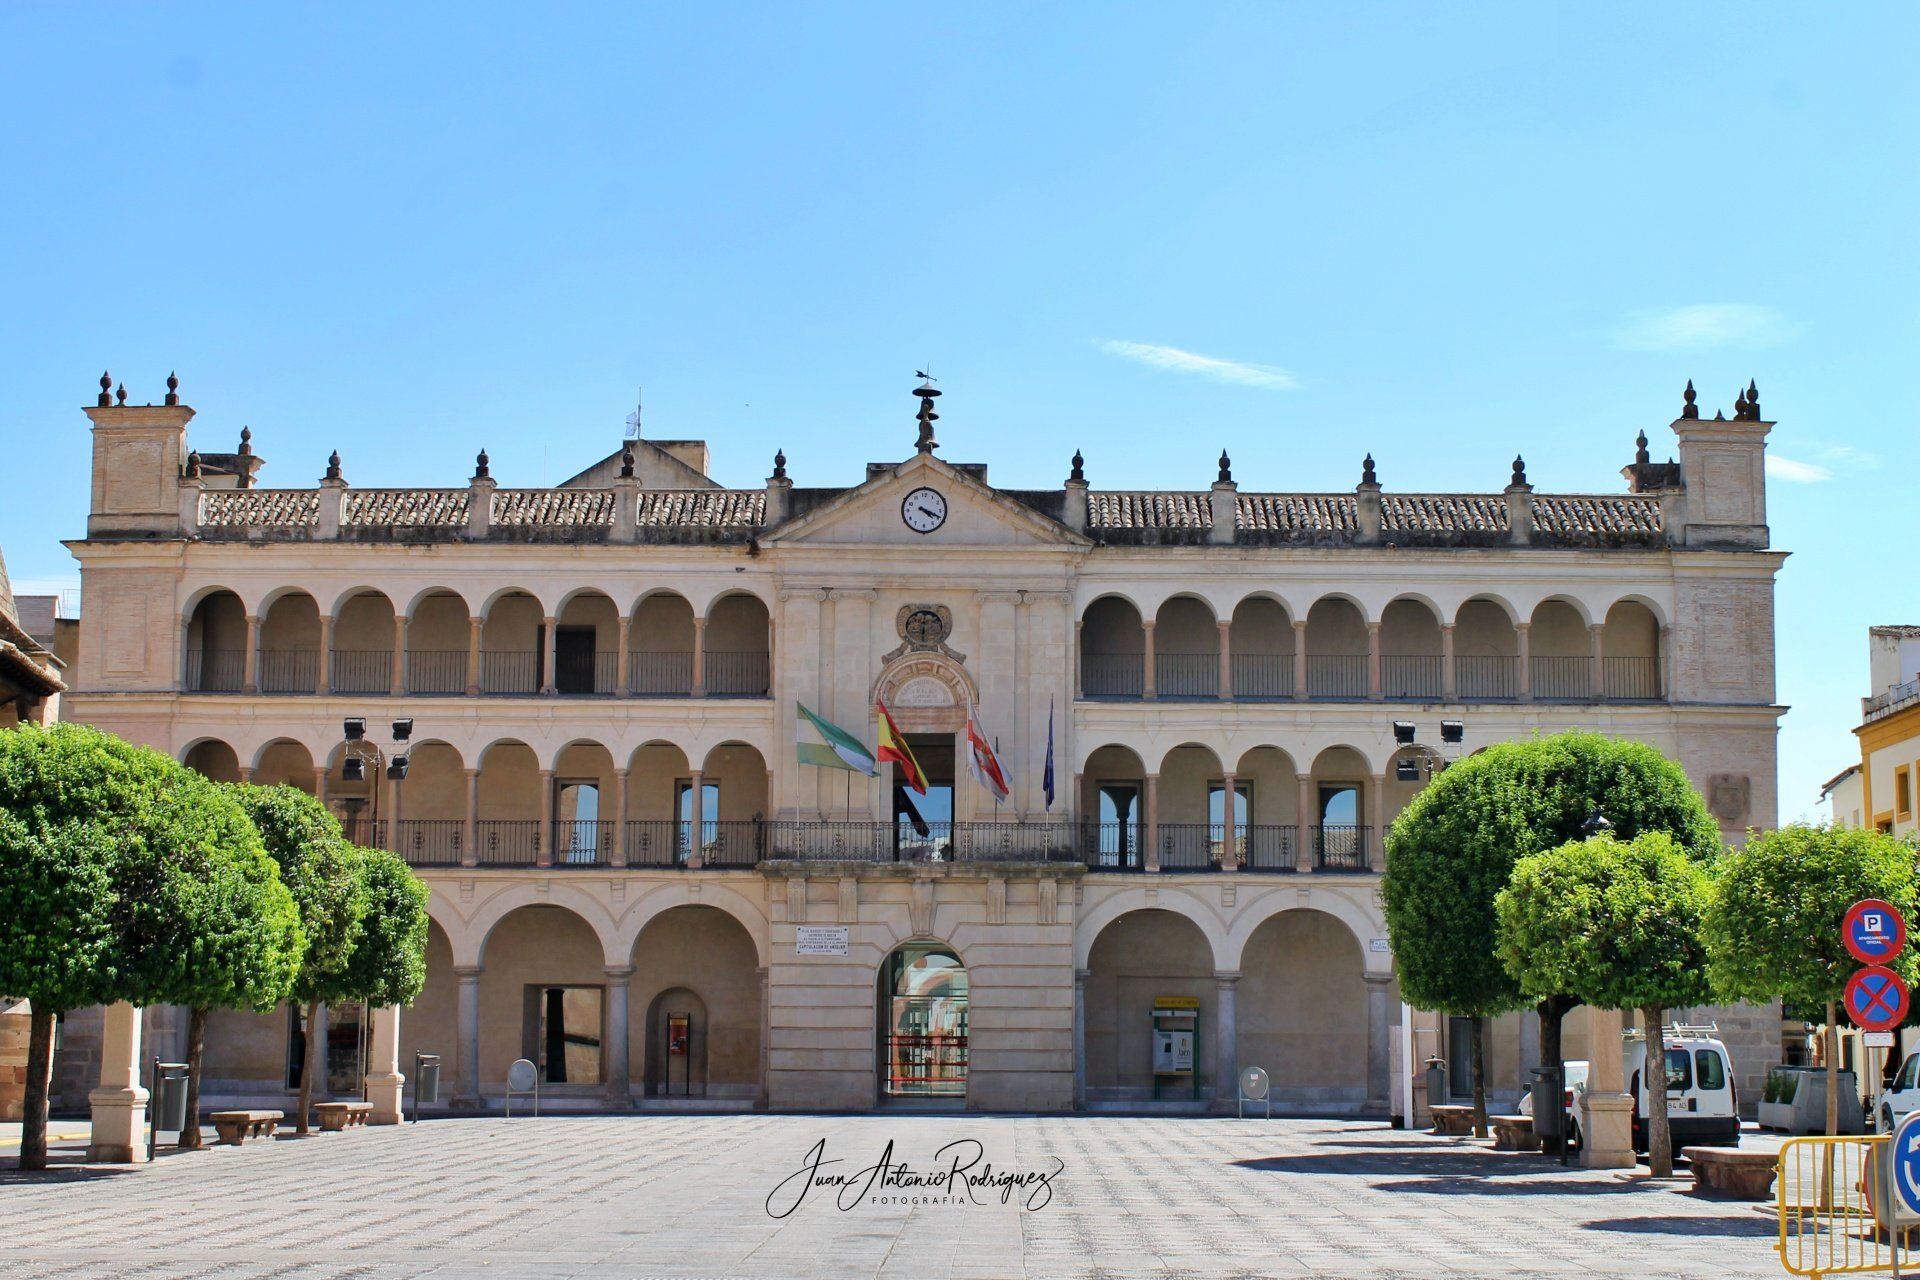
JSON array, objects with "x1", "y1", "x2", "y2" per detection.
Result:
[
  {"x1": 1707, "y1": 823, "x2": 1920, "y2": 1136},
  {"x1": 234, "y1": 784, "x2": 366, "y2": 1134},
  {"x1": 1497, "y1": 832, "x2": 1712, "y2": 1176},
  {"x1": 340, "y1": 845, "x2": 430, "y2": 1008},
  {"x1": 1384, "y1": 729, "x2": 1721, "y2": 1136}
]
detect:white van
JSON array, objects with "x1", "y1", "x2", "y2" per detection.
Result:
[
  {"x1": 1878, "y1": 1052, "x2": 1920, "y2": 1131},
  {"x1": 1626, "y1": 1025, "x2": 1740, "y2": 1152}
]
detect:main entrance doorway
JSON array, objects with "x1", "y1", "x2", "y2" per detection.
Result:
[
  {"x1": 879, "y1": 943, "x2": 968, "y2": 1099},
  {"x1": 892, "y1": 735, "x2": 955, "y2": 861}
]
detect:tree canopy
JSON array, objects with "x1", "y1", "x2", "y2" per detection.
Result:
[
  {"x1": 234, "y1": 784, "x2": 367, "y2": 1004},
  {"x1": 340, "y1": 844, "x2": 430, "y2": 1008}
]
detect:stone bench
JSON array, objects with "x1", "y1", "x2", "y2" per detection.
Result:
[
  {"x1": 1490, "y1": 1113, "x2": 1541, "y2": 1152},
  {"x1": 1429, "y1": 1105, "x2": 1476, "y2": 1136},
  {"x1": 312, "y1": 1101, "x2": 372, "y2": 1133},
  {"x1": 1681, "y1": 1147, "x2": 1776, "y2": 1199},
  {"x1": 209, "y1": 1110, "x2": 283, "y2": 1146}
]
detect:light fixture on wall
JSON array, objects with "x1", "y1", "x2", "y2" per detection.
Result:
[{"x1": 1392, "y1": 721, "x2": 1417, "y2": 745}]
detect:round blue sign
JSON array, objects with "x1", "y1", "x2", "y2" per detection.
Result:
[
  {"x1": 1893, "y1": 1111, "x2": 1920, "y2": 1218},
  {"x1": 1845, "y1": 899, "x2": 1907, "y2": 965}
]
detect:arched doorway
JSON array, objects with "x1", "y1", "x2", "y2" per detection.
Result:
[
  {"x1": 643, "y1": 988, "x2": 708, "y2": 1097},
  {"x1": 878, "y1": 943, "x2": 969, "y2": 1100}
]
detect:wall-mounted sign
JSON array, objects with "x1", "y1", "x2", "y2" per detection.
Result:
[
  {"x1": 1369, "y1": 938, "x2": 1392, "y2": 954},
  {"x1": 667, "y1": 1013, "x2": 690, "y2": 1057},
  {"x1": 795, "y1": 925, "x2": 850, "y2": 956},
  {"x1": 1153, "y1": 1029, "x2": 1195, "y2": 1075},
  {"x1": 1154, "y1": 996, "x2": 1202, "y2": 1010}
]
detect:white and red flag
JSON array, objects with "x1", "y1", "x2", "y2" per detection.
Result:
[{"x1": 965, "y1": 704, "x2": 1011, "y2": 805}]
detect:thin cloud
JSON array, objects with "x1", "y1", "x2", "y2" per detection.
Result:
[
  {"x1": 1098, "y1": 339, "x2": 1298, "y2": 390},
  {"x1": 1766, "y1": 455, "x2": 1832, "y2": 483},
  {"x1": 1611, "y1": 304, "x2": 1799, "y2": 351}
]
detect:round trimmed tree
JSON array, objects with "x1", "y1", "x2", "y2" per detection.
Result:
[
  {"x1": 1383, "y1": 729, "x2": 1721, "y2": 1135},
  {"x1": 341, "y1": 844, "x2": 430, "y2": 1008}
]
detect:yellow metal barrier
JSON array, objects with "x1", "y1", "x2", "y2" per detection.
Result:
[{"x1": 1776, "y1": 1134, "x2": 1920, "y2": 1278}]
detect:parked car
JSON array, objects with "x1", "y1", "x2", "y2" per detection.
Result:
[
  {"x1": 1878, "y1": 1052, "x2": 1920, "y2": 1132},
  {"x1": 1518, "y1": 1059, "x2": 1590, "y2": 1150},
  {"x1": 1627, "y1": 1025, "x2": 1739, "y2": 1151}
]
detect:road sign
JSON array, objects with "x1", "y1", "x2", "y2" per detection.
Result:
[
  {"x1": 1846, "y1": 965, "x2": 1911, "y2": 1033},
  {"x1": 1844, "y1": 899, "x2": 1907, "y2": 965},
  {"x1": 1894, "y1": 1111, "x2": 1920, "y2": 1222}
]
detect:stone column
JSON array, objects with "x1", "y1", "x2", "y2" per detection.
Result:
[
  {"x1": 466, "y1": 616, "x2": 483, "y2": 696},
  {"x1": 1074, "y1": 619, "x2": 1084, "y2": 699},
  {"x1": 1143, "y1": 773, "x2": 1160, "y2": 871},
  {"x1": 237, "y1": 765, "x2": 254, "y2": 784},
  {"x1": 391, "y1": 615, "x2": 408, "y2": 696},
  {"x1": 1440, "y1": 623, "x2": 1457, "y2": 700},
  {"x1": 1658, "y1": 625, "x2": 1674, "y2": 700},
  {"x1": 610, "y1": 768, "x2": 629, "y2": 867},
  {"x1": 1140, "y1": 620, "x2": 1156, "y2": 700},
  {"x1": 691, "y1": 616, "x2": 707, "y2": 697},
  {"x1": 1515, "y1": 622, "x2": 1532, "y2": 702},
  {"x1": 313, "y1": 766, "x2": 329, "y2": 806},
  {"x1": 87, "y1": 1002, "x2": 148, "y2": 1163},
  {"x1": 685, "y1": 769, "x2": 705, "y2": 868},
  {"x1": 536, "y1": 769, "x2": 554, "y2": 867},
  {"x1": 757, "y1": 967, "x2": 772, "y2": 1108},
  {"x1": 1216, "y1": 620, "x2": 1232, "y2": 701},
  {"x1": 312, "y1": 1003, "x2": 331, "y2": 1101},
  {"x1": 1219, "y1": 773, "x2": 1239, "y2": 871},
  {"x1": 1215, "y1": 971, "x2": 1240, "y2": 1109},
  {"x1": 242, "y1": 614, "x2": 261, "y2": 694},
  {"x1": 1073, "y1": 969, "x2": 1089, "y2": 1110},
  {"x1": 1589, "y1": 622, "x2": 1606, "y2": 701},
  {"x1": 1292, "y1": 619, "x2": 1309, "y2": 700},
  {"x1": 461, "y1": 769, "x2": 480, "y2": 868},
  {"x1": 604, "y1": 966, "x2": 633, "y2": 1107},
  {"x1": 1364, "y1": 974, "x2": 1394, "y2": 1114},
  {"x1": 1368, "y1": 774, "x2": 1387, "y2": 872},
  {"x1": 615, "y1": 616, "x2": 631, "y2": 696},
  {"x1": 456, "y1": 966, "x2": 483, "y2": 1105},
  {"x1": 316, "y1": 614, "x2": 334, "y2": 694},
  {"x1": 540, "y1": 616, "x2": 559, "y2": 695},
  {"x1": 1367, "y1": 622, "x2": 1383, "y2": 700},
  {"x1": 1579, "y1": 1005, "x2": 1635, "y2": 1168},
  {"x1": 1295, "y1": 773, "x2": 1316, "y2": 872},
  {"x1": 366, "y1": 1004, "x2": 404, "y2": 1124}
]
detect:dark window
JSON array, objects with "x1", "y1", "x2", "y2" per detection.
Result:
[
  {"x1": 1694, "y1": 1049, "x2": 1726, "y2": 1091},
  {"x1": 554, "y1": 626, "x2": 596, "y2": 694}
]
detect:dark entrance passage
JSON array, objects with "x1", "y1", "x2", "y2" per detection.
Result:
[{"x1": 892, "y1": 735, "x2": 955, "y2": 861}]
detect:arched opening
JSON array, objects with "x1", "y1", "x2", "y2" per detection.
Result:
[
  {"x1": 1080, "y1": 597, "x2": 1145, "y2": 699},
  {"x1": 478, "y1": 904, "x2": 607, "y2": 1092},
  {"x1": 475, "y1": 741, "x2": 540, "y2": 865},
  {"x1": 553, "y1": 742, "x2": 616, "y2": 865},
  {"x1": 1379, "y1": 599, "x2": 1443, "y2": 700},
  {"x1": 705, "y1": 594, "x2": 772, "y2": 697},
  {"x1": 407, "y1": 590, "x2": 471, "y2": 694},
  {"x1": 330, "y1": 590, "x2": 396, "y2": 694},
  {"x1": 1234, "y1": 746, "x2": 1301, "y2": 871},
  {"x1": 184, "y1": 590, "x2": 247, "y2": 691},
  {"x1": 1308, "y1": 746, "x2": 1371, "y2": 871},
  {"x1": 1157, "y1": 743, "x2": 1226, "y2": 870},
  {"x1": 397, "y1": 917, "x2": 456, "y2": 1085},
  {"x1": 393, "y1": 741, "x2": 466, "y2": 866},
  {"x1": 699, "y1": 743, "x2": 771, "y2": 866},
  {"x1": 878, "y1": 942, "x2": 968, "y2": 1101},
  {"x1": 1304, "y1": 597, "x2": 1368, "y2": 699},
  {"x1": 1455, "y1": 598, "x2": 1519, "y2": 699},
  {"x1": 1238, "y1": 910, "x2": 1374, "y2": 1113},
  {"x1": 630, "y1": 593, "x2": 696, "y2": 696},
  {"x1": 1529, "y1": 599, "x2": 1591, "y2": 701},
  {"x1": 1080, "y1": 745, "x2": 1147, "y2": 870},
  {"x1": 1228, "y1": 596, "x2": 1294, "y2": 700},
  {"x1": 1603, "y1": 600, "x2": 1662, "y2": 699},
  {"x1": 182, "y1": 738, "x2": 241, "y2": 783},
  {"x1": 554, "y1": 591, "x2": 619, "y2": 696},
  {"x1": 480, "y1": 590, "x2": 543, "y2": 695},
  {"x1": 632, "y1": 905, "x2": 761, "y2": 1101},
  {"x1": 1154, "y1": 597, "x2": 1219, "y2": 700},
  {"x1": 257, "y1": 591, "x2": 322, "y2": 694},
  {"x1": 254, "y1": 739, "x2": 316, "y2": 793},
  {"x1": 1084, "y1": 910, "x2": 1216, "y2": 1102}
]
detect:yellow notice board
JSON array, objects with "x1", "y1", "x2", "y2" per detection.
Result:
[{"x1": 1154, "y1": 996, "x2": 1201, "y2": 1010}]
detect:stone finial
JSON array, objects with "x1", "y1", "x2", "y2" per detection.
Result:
[
  {"x1": 185, "y1": 449, "x2": 202, "y2": 478},
  {"x1": 237, "y1": 425, "x2": 253, "y2": 455},
  {"x1": 1360, "y1": 453, "x2": 1378, "y2": 487},
  {"x1": 772, "y1": 448, "x2": 787, "y2": 481},
  {"x1": 1510, "y1": 455, "x2": 1528, "y2": 488},
  {"x1": 115, "y1": 382, "x2": 128, "y2": 406},
  {"x1": 474, "y1": 448, "x2": 490, "y2": 480},
  {"x1": 1069, "y1": 449, "x2": 1086, "y2": 484},
  {"x1": 619, "y1": 444, "x2": 635, "y2": 479},
  {"x1": 1714, "y1": 410, "x2": 1725, "y2": 421},
  {"x1": 1681, "y1": 379, "x2": 1698, "y2": 419},
  {"x1": 1733, "y1": 386, "x2": 1750, "y2": 420},
  {"x1": 1745, "y1": 378, "x2": 1761, "y2": 420},
  {"x1": 1635, "y1": 430, "x2": 1651, "y2": 466},
  {"x1": 1217, "y1": 450, "x2": 1233, "y2": 485},
  {"x1": 97, "y1": 371, "x2": 113, "y2": 407},
  {"x1": 165, "y1": 371, "x2": 180, "y2": 407},
  {"x1": 913, "y1": 378, "x2": 942, "y2": 455},
  {"x1": 324, "y1": 449, "x2": 343, "y2": 482}
]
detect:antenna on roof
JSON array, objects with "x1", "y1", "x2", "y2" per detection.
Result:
[{"x1": 623, "y1": 387, "x2": 643, "y2": 441}]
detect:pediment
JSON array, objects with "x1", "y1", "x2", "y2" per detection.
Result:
[{"x1": 761, "y1": 454, "x2": 1088, "y2": 548}]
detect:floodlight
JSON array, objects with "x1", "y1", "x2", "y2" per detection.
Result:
[
  {"x1": 391, "y1": 718, "x2": 414, "y2": 743},
  {"x1": 387, "y1": 755, "x2": 410, "y2": 781},
  {"x1": 342, "y1": 756, "x2": 366, "y2": 782},
  {"x1": 343, "y1": 717, "x2": 366, "y2": 742},
  {"x1": 1582, "y1": 813, "x2": 1614, "y2": 836},
  {"x1": 1392, "y1": 721, "x2": 1416, "y2": 745},
  {"x1": 1440, "y1": 720, "x2": 1464, "y2": 744},
  {"x1": 1396, "y1": 759, "x2": 1421, "y2": 782}
]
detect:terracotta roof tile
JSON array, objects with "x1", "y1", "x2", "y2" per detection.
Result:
[
  {"x1": 1236, "y1": 494, "x2": 1357, "y2": 537},
  {"x1": 1531, "y1": 494, "x2": 1663, "y2": 544},
  {"x1": 1089, "y1": 492, "x2": 1212, "y2": 530},
  {"x1": 1383, "y1": 494, "x2": 1509, "y2": 535},
  {"x1": 635, "y1": 490, "x2": 766, "y2": 527}
]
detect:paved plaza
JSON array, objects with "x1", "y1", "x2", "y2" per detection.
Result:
[{"x1": 2, "y1": 1115, "x2": 1784, "y2": 1279}]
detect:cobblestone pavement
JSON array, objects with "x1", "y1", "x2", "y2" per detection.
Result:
[{"x1": 3, "y1": 1115, "x2": 1781, "y2": 1279}]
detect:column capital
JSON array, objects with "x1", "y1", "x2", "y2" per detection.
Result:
[
  {"x1": 465, "y1": 767, "x2": 481, "y2": 779},
  {"x1": 1362, "y1": 971, "x2": 1396, "y2": 987},
  {"x1": 454, "y1": 965, "x2": 484, "y2": 980},
  {"x1": 603, "y1": 965, "x2": 635, "y2": 980},
  {"x1": 1440, "y1": 621, "x2": 1455, "y2": 633},
  {"x1": 1514, "y1": 620, "x2": 1531, "y2": 633},
  {"x1": 1213, "y1": 970, "x2": 1242, "y2": 984},
  {"x1": 1291, "y1": 618, "x2": 1308, "y2": 630}
]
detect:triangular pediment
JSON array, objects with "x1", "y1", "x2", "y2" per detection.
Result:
[{"x1": 762, "y1": 454, "x2": 1089, "y2": 548}]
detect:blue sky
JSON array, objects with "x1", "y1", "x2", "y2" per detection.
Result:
[{"x1": 2, "y1": 4, "x2": 1912, "y2": 818}]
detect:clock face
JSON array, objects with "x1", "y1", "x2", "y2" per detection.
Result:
[
  {"x1": 904, "y1": 609, "x2": 947, "y2": 646},
  {"x1": 901, "y1": 487, "x2": 947, "y2": 533}
]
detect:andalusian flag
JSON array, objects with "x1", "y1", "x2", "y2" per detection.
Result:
[
  {"x1": 795, "y1": 702, "x2": 876, "y2": 775},
  {"x1": 874, "y1": 699, "x2": 928, "y2": 794}
]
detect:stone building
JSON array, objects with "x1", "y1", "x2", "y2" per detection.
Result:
[{"x1": 59, "y1": 370, "x2": 1786, "y2": 1121}]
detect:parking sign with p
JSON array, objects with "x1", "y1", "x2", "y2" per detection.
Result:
[{"x1": 1845, "y1": 899, "x2": 1907, "y2": 966}]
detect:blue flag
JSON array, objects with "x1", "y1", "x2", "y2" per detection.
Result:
[{"x1": 1043, "y1": 698, "x2": 1056, "y2": 810}]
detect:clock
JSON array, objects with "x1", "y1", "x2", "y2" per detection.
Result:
[{"x1": 901, "y1": 486, "x2": 947, "y2": 533}]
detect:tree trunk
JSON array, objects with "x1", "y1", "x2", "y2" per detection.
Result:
[
  {"x1": 297, "y1": 999, "x2": 321, "y2": 1135},
  {"x1": 1643, "y1": 1005, "x2": 1672, "y2": 1177},
  {"x1": 1826, "y1": 1001, "x2": 1840, "y2": 1137},
  {"x1": 1471, "y1": 1016, "x2": 1489, "y2": 1138},
  {"x1": 18, "y1": 1007, "x2": 57, "y2": 1172},
  {"x1": 1538, "y1": 996, "x2": 1574, "y2": 1155},
  {"x1": 178, "y1": 1007, "x2": 207, "y2": 1150}
]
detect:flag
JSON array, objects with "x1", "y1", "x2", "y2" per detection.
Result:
[
  {"x1": 896, "y1": 786, "x2": 931, "y2": 838},
  {"x1": 966, "y1": 704, "x2": 1012, "y2": 805},
  {"x1": 875, "y1": 699, "x2": 928, "y2": 794},
  {"x1": 1043, "y1": 697, "x2": 1056, "y2": 811},
  {"x1": 795, "y1": 702, "x2": 876, "y2": 775}
]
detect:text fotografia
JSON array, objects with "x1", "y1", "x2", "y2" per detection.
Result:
[{"x1": 765, "y1": 1138, "x2": 1063, "y2": 1217}]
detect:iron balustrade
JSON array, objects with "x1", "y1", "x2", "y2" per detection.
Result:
[
  {"x1": 946, "y1": 821, "x2": 1080, "y2": 862},
  {"x1": 339, "y1": 817, "x2": 386, "y2": 850},
  {"x1": 1230, "y1": 653, "x2": 1293, "y2": 699},
  {"x1": 1381, "y1": 654, "x2": 1443, "y2": 700},
  {"x1": 481, "y1": 651, "x2": 540, "y2": 695},
  {"x1": 706, "y1": 650, "x2": 771, "y2": 697},
  {"x1": 768, "y1": 821, "x2": 897, "y2": 862},
  {"x1": 406, "y1": 650, "x2": 467, "y2": 694},
  {"x1": 1529, "y1": 655, "x2": 1590, "y2": 700},
  {"x1": 628, "y1": 651, "x2": 694, "y2": 696},
  {"x1": 390, "y1": 820, "x2": 463, "y2": 867},
  {"x1": 186, "y1": 649, "x2": 245, "y2": 692},
  {"x1": 1154, "y1": 653, "x2": 1219, "y2": 700},
  {"x1": 700, "y1": 820, "x2": 767, "y2": 866},
  {"x1": 1603, "y1": 656, "x2": 1661, "y2": 700},
  {"x1": 1314, "y1": 825, "x2": 1370, "y2": 872},
  {"x1": 257, "y1": 649, "x2": 320, "y2": 694},
  {"x1": 551, "y1": 819, "x2": 614, "y2": 866},
  {"x1": 1080, "y1": 821, "x2": 1144, "y2": 872},
  {"x1": 621, "y1": 819, "x2": 686, "y2": 867},
  {"x1": 1241, "y1": 824, "x2": 1300, "y2": 872},
  {"x1": 1081, "y1": 653, "x2": 1144, "y2": 698},
  {"x1": 329, "y1": 649, "x2": 392, "y2": 694},
  {"x1": 1157, "y1": 822, "x2": 1223, "y2": 870},
  {"x1": 1456, "y1": 654, "x2": 1518, "y2": 699},
  {"x1": 474, "y1": 820, "x2": 540, "y2": 865},
  {"x1": 1306, "y1": 653, "x2": 1368, "y2": 698}
]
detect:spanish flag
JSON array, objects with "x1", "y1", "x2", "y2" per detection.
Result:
[{"x1": 874, "y1": 699, "x2": 927, "y2": 794}]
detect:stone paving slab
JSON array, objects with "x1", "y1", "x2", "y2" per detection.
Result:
[{"x1": 1, "y1": 1115, "x2": 1783, "y2": 1279}]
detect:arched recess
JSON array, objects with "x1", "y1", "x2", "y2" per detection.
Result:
[
  {"x1": 184, "y1": 589, "x2": 247, "y2": 692},
  {"x1": 1237, "y1": 909, "x2": 1375, "y2": 1113},
  {"x1": 1229, "y1": 596, "x2": 1294, "y2": 699},
  {"x1": 1455, "y1": 597, "x2": 1520, "y2": 699},
  {"x1": 1080, "y1": 596, "x2": 1145, "y2": 699},
  {"x1": 1601, "y1": 599, "x2": 1662, "y2": 699},
  {"x1": 625, "y1": 741, "x2": 693, "y2": 868},
  {"x1": 474, "y1": 740, "x2": 540, "y2": 864},
  {"x1": 394, "y1": 740, "x2": 466, "y2": 867},
  {"x1": 630, "y1": 905, "x2": 762, "y2": 1100},
  {"x1": 1528, "y1": 598, "x2": 1592, "y2": 701},
  {"x1": 253, "y1": 739, "x2": 317, "y2": 792},
  {"x1": 1378, "y1": 598, "x2": 1443, "y2": 700},
  {"x1": 1083, "y1": 909, "x2": 1218, "y2": 1101},
  {"x1": 330, "y1": 589, "x2": 397, "y2": 695},
  {"x1": 1233, "y1": 746, "x2": 1300, "y2": 871},
  {"x1": 705, "y1": 593, "x2": 772, "y2": 697},
  {"x1": 257, "y1": 590, "x2": 322, "y2": 694},
  {"x1": 407, "y1": 589, "x2": 472, "y2": 694},
  {"x1": 553, "y1": 590, "x2": 618, "y2": 696},
  {"x1": 1081, "y1": 745, "x2": 1147, "y2": 871},
  {"x1": 477, "y1": 903, "x2": 610, "y2": 1090},
  {"x1": 552, "y1": 741, "x2": 617, "y2": 865},
  {"x1": 1306, "y1": 746, "x2": 1372, "y2": 872},
  {"x1": 1304, "y1": 597, "x2": 1368, "y2": 699},
  {"x1": 1153, "y1": 596, "x2": 1219, "y2": 700},
  {"x1": 480, "y1": 589, "x2": 543, "y2": 695},
  {"x1": 699, "y1": 742, "x2": 770, "y2": 867},
  {"x1": 182, "y1": 738, "x2": 241, "y2": 784},
  {"x1": 1157, "y1": 743, "x2": 1225, "y2": 870},
  {"x1": 877, "y1": 940, "x2": 969, "y2": 1101},
  {"x1": 396, "y1": 917, "x2": 456, "y2": 1087},
  {"x1": 630, "y1": 592, "x2": 695, "y2": 696}
]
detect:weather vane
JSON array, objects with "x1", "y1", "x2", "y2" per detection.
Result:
[{"x1": 624, "y1": 387, "x2": 643, "y2": 440}]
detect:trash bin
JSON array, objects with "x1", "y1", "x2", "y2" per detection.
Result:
[
  {"x1": 414, "y1": 1054, "x2": 441, "y2": 1107},
  {"x1": 1529, "y1": 1067, "x2": 1562, "y2": 1140},
  {"x1": 152, "y1": 1061, "x2": 190, "y2": 1133},
  {"x1": 1425, "y1": 1056, "x2": 1448, "y2": 1107}
]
